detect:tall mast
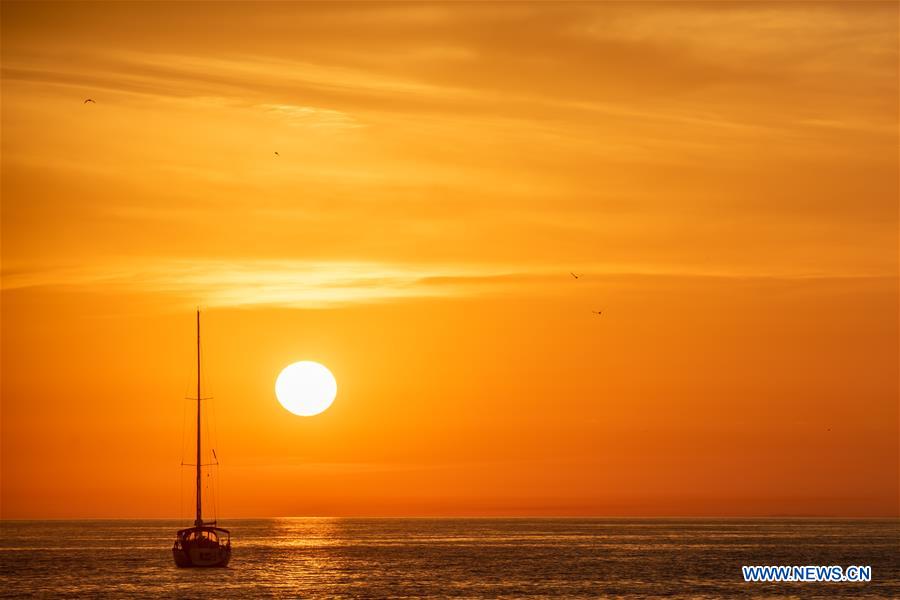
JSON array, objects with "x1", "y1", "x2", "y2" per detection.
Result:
[{"x1": 195, "y1": 310, "x2": 202, "y2": 527}]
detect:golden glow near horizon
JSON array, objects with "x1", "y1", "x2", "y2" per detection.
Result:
[{"x1": 1, "y1": 2, "x2": 897, "y2": 519}]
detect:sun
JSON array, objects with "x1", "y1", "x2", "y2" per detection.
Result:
[{"x1": 275, "y1": 361, "x2": 337, "y2": 417}]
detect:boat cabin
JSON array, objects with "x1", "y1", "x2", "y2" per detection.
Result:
[
  {"x1": 176, "y1": 526, "x2": 230, "y2": 548},
  {"x1": 173, "y1": 526, "x2": 231, "y2": 567}
]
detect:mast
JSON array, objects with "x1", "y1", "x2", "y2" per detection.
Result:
[{"x1": 195, "y1": 309, "x2": 202, "y2": 527}]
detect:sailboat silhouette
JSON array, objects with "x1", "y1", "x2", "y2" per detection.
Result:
[{"x1": 172, "y1": 311, "x2": 232, "y2": 567}]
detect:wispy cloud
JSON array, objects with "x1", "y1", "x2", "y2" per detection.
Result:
[
  {"x1": 4, "y1": 258, "x2": 890, "y2": 310},
  {"x1": 258, "y1": 103, "x2": 362, "y2": 129},
  {"x1": 0, "y1": 260, "x2": 537, "y2": 308}
]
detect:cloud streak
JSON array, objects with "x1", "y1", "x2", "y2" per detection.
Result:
[
  {"x1": 0, "y1": 260, "x2": 536, "y2": 308},
  {"x1": 3, "y1": 258, "x2": 891, "y2": 311}
]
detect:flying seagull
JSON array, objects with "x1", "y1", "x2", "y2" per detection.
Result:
[
  {"x1": 592, "y1": 311, "x2": 602, "y2": 316},
  {"x1": 570, "y1": 272, "x2": 581, "y2": 280},
  {"x1": 83, "y1": 98, "x2": 96, "y2": 104}
]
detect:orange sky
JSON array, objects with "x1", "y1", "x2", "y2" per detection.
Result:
[{"x1": 1, "y1": 1, "x2": 898, "y2": 519}]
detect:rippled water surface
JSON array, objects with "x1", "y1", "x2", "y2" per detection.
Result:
[{"x1": 1, "y1": 518, "x2": 898, "y2": 598}]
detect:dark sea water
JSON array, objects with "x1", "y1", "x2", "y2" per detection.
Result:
[{"x1": 1, "y1": 518, "x2": 898, "y2": 598}]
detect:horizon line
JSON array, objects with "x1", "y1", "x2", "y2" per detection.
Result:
[{"x1": 3, "y1": 515, "x2": 898, "y2": 522}]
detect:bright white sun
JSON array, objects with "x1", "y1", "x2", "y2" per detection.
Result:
[{"x1": 275, "y1": 361, "x2": 337, "y2": 417}]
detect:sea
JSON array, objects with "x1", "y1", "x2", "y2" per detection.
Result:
[{"x1": 1, "y1": 518, "x2": 898, "y2": 598}]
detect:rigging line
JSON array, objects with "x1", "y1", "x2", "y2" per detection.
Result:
[
  {"x1": 179, "y1": 390, "x2": 188, "y2": 526},
  {"x1": 210, "y1": 382, "x2": 222, "y2": 520},
  {"x1": 205, "y1": 396, "x2": 213, "y2": 463},
  {"x1": 211, "y1": 467, "x2": 217, "y2": 523},
  {"x1": 205, "y1": 390, "x2": 213, "y2": 520},
  {"x1": 214, "y1": 448, "x2": 220, "y2": 521},
  {"x1": 206, "y1": 316, "x2": 219, "y2": 464},
  {"x1": 200, "y1": 310, "x2": 212, "y2": 409},
  {"x1": 205, "y1": 324, "x2": 221, "y2": 523},
  {"x1": 215, "y1": 462, "x2": 220, "y2": 522},
  {"x1": 206, "y1": 467, "x2": 215, "y2": 523},
  {"x1": 216, "y1": 450, "x2": 221, "y2": 520},
  {"x1": 180, "y1": 396, "x2": 187, "y2": 469}
]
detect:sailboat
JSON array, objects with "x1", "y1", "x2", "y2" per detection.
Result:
[{"x1": 172, "y1": 310, "x2": 232, "y2": 568}]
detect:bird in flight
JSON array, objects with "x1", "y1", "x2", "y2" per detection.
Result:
[
  {"x1": 83, "y1": 98, "x2": 96, "y2": 104},
  {"x1": 274, "y1": 151, "x2": 280, "y2": 157},
  {"x1": 592, "y1": 311, "x2": 602, "y2": 316},
  {"x1": 570, "y1": 272, "x2": 581, "y2": 280}
]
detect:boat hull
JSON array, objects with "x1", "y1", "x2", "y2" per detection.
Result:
[{"x1": 173, "y1": 545, "x2": 231, "y2": 568}]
